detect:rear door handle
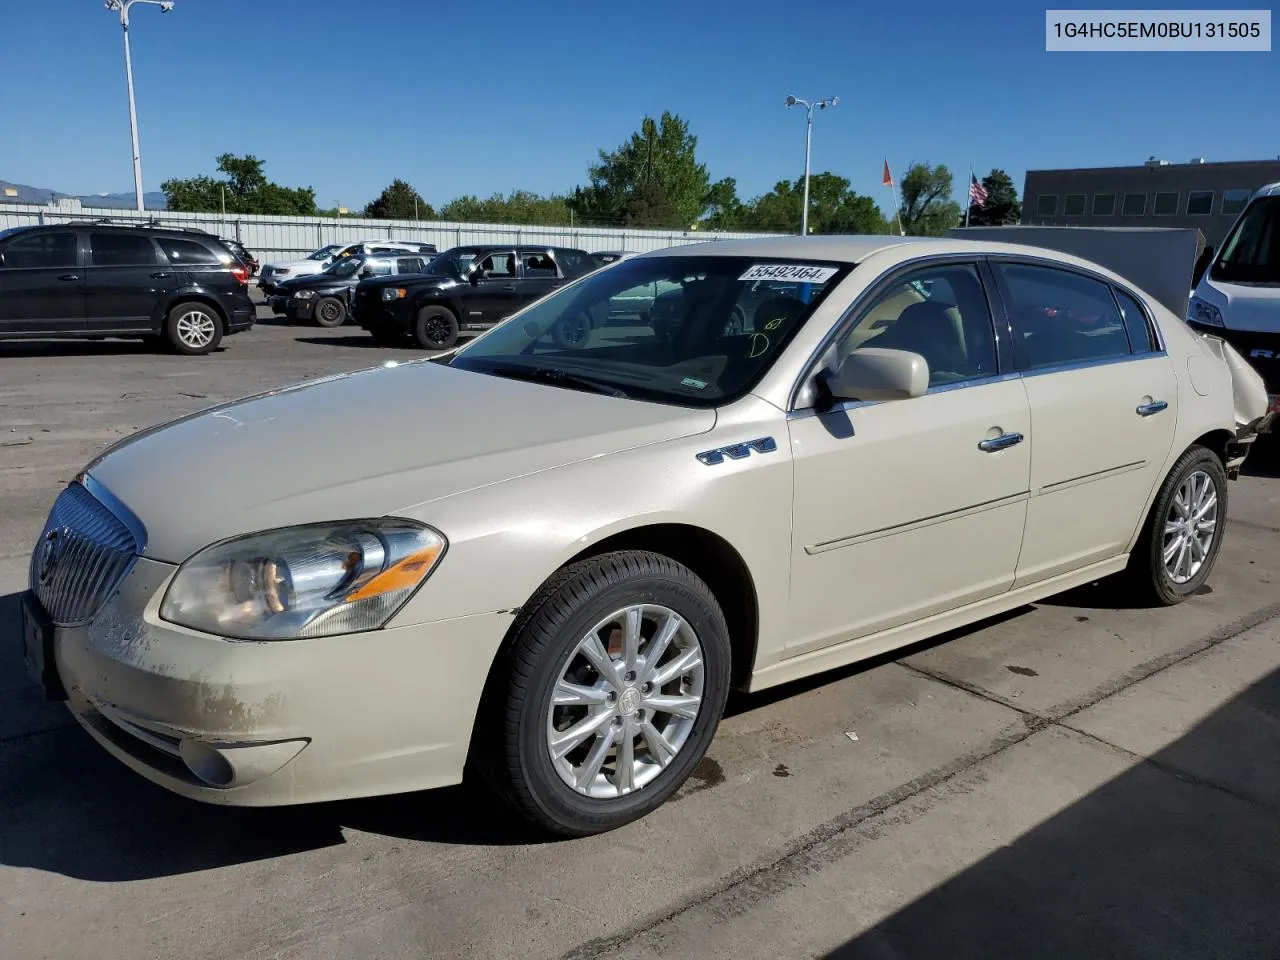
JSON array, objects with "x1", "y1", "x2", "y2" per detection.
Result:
[
  {"x1": 978, "y1": 432, "x2": 1024, "y2": 453},
  {"x1": 150, "y1": 271, "x2": 172, "y2": 279},
  {"x1": 1136, "y1": 400, "x2": 1168, "y2": 417},
  {"x1": 501, "y1": 283, "x2": 517, "y2": 291},
  {"x1": 57, "y1": 274, "x2": 79, "y2": 281}
]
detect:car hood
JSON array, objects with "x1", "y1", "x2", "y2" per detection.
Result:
[
  {"x1": 264, "y1": 258, "x2": 326, "y2": 274},
  {"x1": 1200, "y1": 279, "x2": 1280, "y2": 334},
  {"x1": 277, "y1": 273, "x2": 350, "y2": 292},
  {"x1": 86, "y1": 359, "x2": 715, "y2": 563}
]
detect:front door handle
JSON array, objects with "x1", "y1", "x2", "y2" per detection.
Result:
[
  {"x1": 501, "y1": 283, "x2": 517, "y2": 291},
  {"x1": 57, "y1": 274, "x2": 79, "y2": 281},
  {"x1": 978, "y1": 432, "x2": 1024, "y2": 453},
  {"x1": 150, "y1": 271, "x2": 172, "y2": 279},
  {"x1": 1136, "y1": 400, "x2": 1168, "y2": 417}
]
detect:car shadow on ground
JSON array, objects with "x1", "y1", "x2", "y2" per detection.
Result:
[
  {"x1": 824, "y1": 662, "x2": 1280, "y2": 959},
  {"x1": 0, "y1": 339, "x2": 164, "y2": 359}
]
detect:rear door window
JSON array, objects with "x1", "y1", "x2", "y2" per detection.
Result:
[
  {"x1": 995, "y1": 263, "x2": 1132, "y2": 369},
  {"x1": 89, "y1": 232, "x2": 162, "y2": 266},
  {"x1": 1113, "y1": 288, "x2": 1157, "y2": 354}
]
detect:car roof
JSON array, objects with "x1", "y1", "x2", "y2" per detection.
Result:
[{"x1": 636, "y1": 234, "x2": 1163, "y2": 280}]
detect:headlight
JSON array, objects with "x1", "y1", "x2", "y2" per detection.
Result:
[
  {"x1": 381, "y1": 287, "x2": 407, "y2": 301},
  {"x1": 159, "y1": 520, "x2": 446, "y2": 640},
  {"x1": 293, "y1": 289, "x2": 316, "y2": 299},
  {"x1": 1188, "y1": 296, "x2": 1224, "y2": 327}
]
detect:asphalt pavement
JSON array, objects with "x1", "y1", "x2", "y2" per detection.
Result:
[{"x1": 2, "y1": 302, "x2": 1279, "y2": 960}]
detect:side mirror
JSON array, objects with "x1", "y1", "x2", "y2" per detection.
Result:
[
  {"x1": 1191, "y1": 244, "x2": 1214, "y2": 289},
  {"x1": 824, "y1": 347, "x2": 929, "y2": 402},
  {"x1": 470, "y1": 268, "x2": 487, "y2": 284}
]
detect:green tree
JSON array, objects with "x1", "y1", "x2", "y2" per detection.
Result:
[
  {"x1": 898, "y1": 163, "x2": 962, "y2": 236},
  {"x1": 569, "y1": 112, "x2": 710, "y2": 228},
  {"x1": 439, "y1": 191, "x2": 573, "y2": 225},
  {"x1": 740, "y1": 173, "x2": 888, "y2": 235},
  {"x1": 161, "y1": 154, "x2": 316, "y2": 216},
  {"x1": 702, "y1": 177, "x2": 746, "y2": 231},
  {"x1": 364, "y1": 179, "x2": 434, "y2": 219},
  {"x1": 966, "y1": 168, "x2": 1021, "y2": 226}
]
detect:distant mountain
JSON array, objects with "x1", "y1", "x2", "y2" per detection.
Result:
[{"x1": 0, "y1": 179, "x2": 168, "y2": 210}]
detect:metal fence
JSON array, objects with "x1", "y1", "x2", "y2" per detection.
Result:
[{"x1": 0, "y1": 202, "x2": 783, "y2": 264}]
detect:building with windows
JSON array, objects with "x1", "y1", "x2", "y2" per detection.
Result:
[{"x1": 1022, "y1": 158, "x2": 1280, "y2": 247}]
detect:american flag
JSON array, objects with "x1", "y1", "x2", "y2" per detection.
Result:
[{"x1": 969, "y1": 174, "x2": 988, "y2": 206}]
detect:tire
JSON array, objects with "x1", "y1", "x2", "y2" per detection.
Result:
[
  {"x1": 412, "y1": 305, "x2": 459, "y2": 350},
  {"x1": 313, "y1": 296, "x2": 347, "y2": 328},
  {"x1": 477, "y1": 550, "x2": 732, "y2": 837},
  {"x1": 551, "y1": 312, "x2": 591, "y2": 350},
  {"x1": 1125, "y1": 444, "x2": 1228, "y2": 605},
  {"x1": 165, "y1": 302, "x2": 223, "y2": 355}
]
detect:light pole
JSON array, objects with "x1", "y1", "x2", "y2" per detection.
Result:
[
  {"x1": 105, "y1": 0, "x2": 174, "y2": 212},
  {"x1": 785, "y1": 95, "x2": 838, "y2": 236}
]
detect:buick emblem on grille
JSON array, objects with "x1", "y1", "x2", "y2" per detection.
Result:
[{"x1": 37, "y1": 528, "x2": 67, "y2": 586}]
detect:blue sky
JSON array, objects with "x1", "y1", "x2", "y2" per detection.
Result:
[{"x1": 2, "y1": 0, "x2": 1277, "y2": 213}]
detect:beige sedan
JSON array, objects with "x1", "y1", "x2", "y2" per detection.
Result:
[{"x1": 19, "y1": 236, "x2": 1273, "y2": 836}]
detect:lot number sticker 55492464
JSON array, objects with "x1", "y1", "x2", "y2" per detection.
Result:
[{"x1": 738, "y1": 264, "x2": 839, "y2": 283}]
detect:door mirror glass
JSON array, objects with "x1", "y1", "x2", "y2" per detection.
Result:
[
  {"x1": 470, "y1": 267, "x2": 487, "y2": 284},
  {"x1": 825, "y1": 347, "x2": 929, "y2": 402}
]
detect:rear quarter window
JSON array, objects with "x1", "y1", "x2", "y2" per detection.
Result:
[{"x1": 157, "y1": 237, "x2": 224, "y2": 265}]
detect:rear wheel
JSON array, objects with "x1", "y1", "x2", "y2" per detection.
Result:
[
  {"x1": 477, "y1": 551, "x2": 731, "y2": 837},
  {"x1": 313, "y1": 296, "x2": 346, "y2": 328},
  {"x1": 165, "y1": 302, "x2": 222, "y2": 355},
  {"x1": 413, "y1": 305, "x2": 459, "y2": 350},
  {"x1": 551, "y1": 312, "x2": 591, "y2": 350},
  {"x1": 1125, "y1": 445, "x2": 1227, "y2": 605}
]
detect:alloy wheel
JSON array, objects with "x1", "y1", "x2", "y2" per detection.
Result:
[
  {"x1": 176, "y1": 310, "x2": 216, "y2": 349},
  {"x1": 1162, "y1": 468, "x2": 1218, "y2": 584},
  {"x1": 546, "y1": 603, "x2": 705, "y2": 799}
]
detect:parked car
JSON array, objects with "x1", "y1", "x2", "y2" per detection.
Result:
[
  {"x1": 1187, "y1": 181, "x2": 1280, "y2": 420},
  {"x1": 258, "y1": 240, "x2": 438, "y2": 295},
  {"x1": 0, "y1": 222, "x2": 254, "y2": 354},
  {"x1": 352, "y1": 244, "x2": 599, "y2": 348},
  {"x1": 273, "y1": 251, "x2": 434, "y2": 327},
  {"x1": 220, "y1": 238, "x2": 259, "y2": 276},
  {"x1": 591, "y1": 250, "x2": 635, "y2": 266},
  {"x1": 17, "y1": 236, "x2": 1272, "y2": 840}
]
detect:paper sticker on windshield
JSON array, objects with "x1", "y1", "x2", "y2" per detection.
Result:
[
  {"x1": 681, "y1": 376, "x2": 709, "y2": 390},
  {"x1": 739, "y1": 264, "x2": 838, "y2": 283}
]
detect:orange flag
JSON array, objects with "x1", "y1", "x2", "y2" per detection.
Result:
[{"x1": 882, "y1": 159, "x2": 894, "y2": 187}]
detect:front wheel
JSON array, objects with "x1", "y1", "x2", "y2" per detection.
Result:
[
  {"x1": 1125, "y1": 445, "x2": 1227, "y2": 605},
  {"x1": 478, "y1": 551, "x2": 731, "y2": 837},
  {"x1": 412, "y1": 305, "x2": 459, "y2": 350},
  {"x1": 313, "y1": 296, "x2": 347, "y2": 328}
]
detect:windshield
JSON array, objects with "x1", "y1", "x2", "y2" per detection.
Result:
[
  {"x1": 308, "y1": 244, "x2": 340, "y2": 261},
  {"x1": 449, "y1": 255, "x2": 850, "y2": 406},
  {"x1": 424, "y1": 248, "x2": 478, "y2": 278},
  {"x1": 1211, "y1": 195, "x2": 1280, "y2": 285},
  {"x1": 323, "y1": 256, "x2": 364, "y2": 278}
]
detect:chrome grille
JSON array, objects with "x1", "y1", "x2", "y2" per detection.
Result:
[{"x1": 30, "y1": 482, "x2": 140, "y2": 626}]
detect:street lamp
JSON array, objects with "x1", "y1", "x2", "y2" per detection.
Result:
[
  {"x1": 105, "y1": 0, "x2": 175, "y2": 212},
  {"x1": 785, "y1": 95, "x2": 838, "y2": 236}
]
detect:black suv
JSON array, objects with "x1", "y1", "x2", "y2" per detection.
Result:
[
  {"x1": 352, "y1": 245, "x2": 599, "y2": 348},
  {"x1": 0, "y1": 222, "x2": 255, "y2": 355},
  {"x1": 272, "y1": 250, "x2": 435, "y2": 327}
]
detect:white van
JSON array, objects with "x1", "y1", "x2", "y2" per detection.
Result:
[{"x1": 1187, "y1": 182, "x2": 1280, "y2": 415}]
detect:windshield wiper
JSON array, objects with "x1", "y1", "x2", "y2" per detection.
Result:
[{"x1": 485, "y1": 365, "x2": 628, "y2": 398}]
